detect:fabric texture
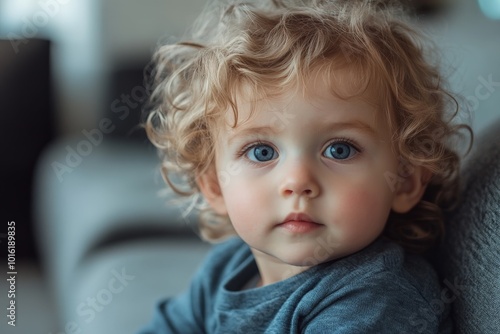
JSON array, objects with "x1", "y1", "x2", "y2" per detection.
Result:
[
  {"x1": 139, "y1": 237, "x2": 452, "y2": 333},
  {"x1": 436, "y1": 119, "x2": 500, "y2": 334}
]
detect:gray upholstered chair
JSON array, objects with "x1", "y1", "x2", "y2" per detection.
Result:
[{"x1": 436, "y1": 119, "x2": 500, "y2": 333}]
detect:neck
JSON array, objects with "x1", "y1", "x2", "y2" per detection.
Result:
[{"x1": 251, "y1": 248, "x2": 311, "y2": 286}]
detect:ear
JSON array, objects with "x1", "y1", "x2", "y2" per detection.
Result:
[
  {"x1": 391, "y1": 165, "x2": 432, "y2": 213},
  {"x1": 196, "y1": 166, "x2": 228, "y2": 216}
]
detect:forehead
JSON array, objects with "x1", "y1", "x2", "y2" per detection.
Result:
[{"x1": 221, "y1": 66, "x2": 385, "y2": 129}]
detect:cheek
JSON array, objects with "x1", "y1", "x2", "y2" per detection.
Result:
[
  {"x1": 334, "y1": 183, "x2": 392, "y2": 234},
  {"x1": 221, "y1": 174, "x2": 259, "y2": 205},
  {"x1": 220, "y1": 177, "x2": 267, "y2": 232}
]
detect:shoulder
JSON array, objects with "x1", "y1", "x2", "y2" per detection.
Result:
[
  {"x1": 300, "y1": 239, "x2": 451, "y2": 333},
  {"x1": 193, "y1": 236, "x2": 251, "y2": 286},
  {"x1": 350, "y1": 239, "x2": 444, "y2": 309},
  {"x1": 202, "y1": 236, "x2": 249, "y2": 269},
  {"x1": 337, "y1": 238, "x2": 441, "y2": 295}
]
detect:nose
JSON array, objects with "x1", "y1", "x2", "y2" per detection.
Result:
[{"x1": 279, "y1": 161, "x2": 320, "y2": 199}]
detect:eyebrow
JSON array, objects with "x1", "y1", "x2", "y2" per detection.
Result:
[
  {"x1": 227, "y1": 126, "x2": 279, "y2": 145},
  {"x1": 227, "y1": 120, "x2": 378, "y2": 145},
  {"x1": 320, "y1": 120, "x2": 379, "y2": 138}
]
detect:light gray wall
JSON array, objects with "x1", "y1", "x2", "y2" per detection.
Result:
[
  {"x1": 1, "y1": 0, "x2": 498, "y2": 135},
  {"x1": 423, "y1": 0, "x2": 500, "y2": 133},
  {"x1": 101, "y1": 0, "x2": 205, "y2": 66}
]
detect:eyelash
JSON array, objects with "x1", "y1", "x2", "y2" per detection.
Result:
[
  {"x1": 235, "y1": 137, "x2": 363, "y2": 162},
  {"x1": 325, "y1": 137, "x2": 363, "y2": 153},
  {"x1": 236, "y1": 141, "x2": 273, "y2": 160}
]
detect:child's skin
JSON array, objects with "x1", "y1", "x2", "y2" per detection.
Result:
[{"x1": 197, "y1": 70, "x2": 430, "y2": 287}]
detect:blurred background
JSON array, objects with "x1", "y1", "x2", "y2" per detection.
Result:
[{"x1": 0, "y1": 0, "x2": 499, "y2": 333}]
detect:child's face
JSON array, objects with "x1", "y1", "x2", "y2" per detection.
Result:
[{"x1": 200, "y1": 73, "x2": 423, "y2": 282}]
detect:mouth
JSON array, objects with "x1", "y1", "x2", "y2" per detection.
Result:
[{"x1": 278, "y1": 213, "x2": 323, "y2": 233}]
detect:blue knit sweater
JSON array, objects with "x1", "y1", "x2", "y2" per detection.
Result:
[{"x1": 138, "y1": 237, "x2": 452, "y2": 333}]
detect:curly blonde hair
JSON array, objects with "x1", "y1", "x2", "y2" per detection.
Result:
[{"x1": 145, "y1": 0, "x2": 472, "y2": 252}]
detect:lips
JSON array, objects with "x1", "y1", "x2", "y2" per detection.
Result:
[
  {"x1": 278, "y1": 213, "x2": 322, "y2": 233},
  {"x1": 283, "y1": 213, "x2": 315, "y2": 224}
]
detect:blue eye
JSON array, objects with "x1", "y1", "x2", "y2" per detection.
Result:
[
  {"x1": 323, "y1": 142, "x2": 357, "y2": 160},
  {"x1": 246, "y1": 144, "x2": 277, "y2": 162}
]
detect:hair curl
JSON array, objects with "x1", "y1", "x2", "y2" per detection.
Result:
[{"x1": 145, "y1": 0, "x2": 472, "y2": 252}]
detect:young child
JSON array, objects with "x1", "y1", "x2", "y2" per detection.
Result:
[{"x1": 139, "y1": 0, "x2": 471, "y2": 332}]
